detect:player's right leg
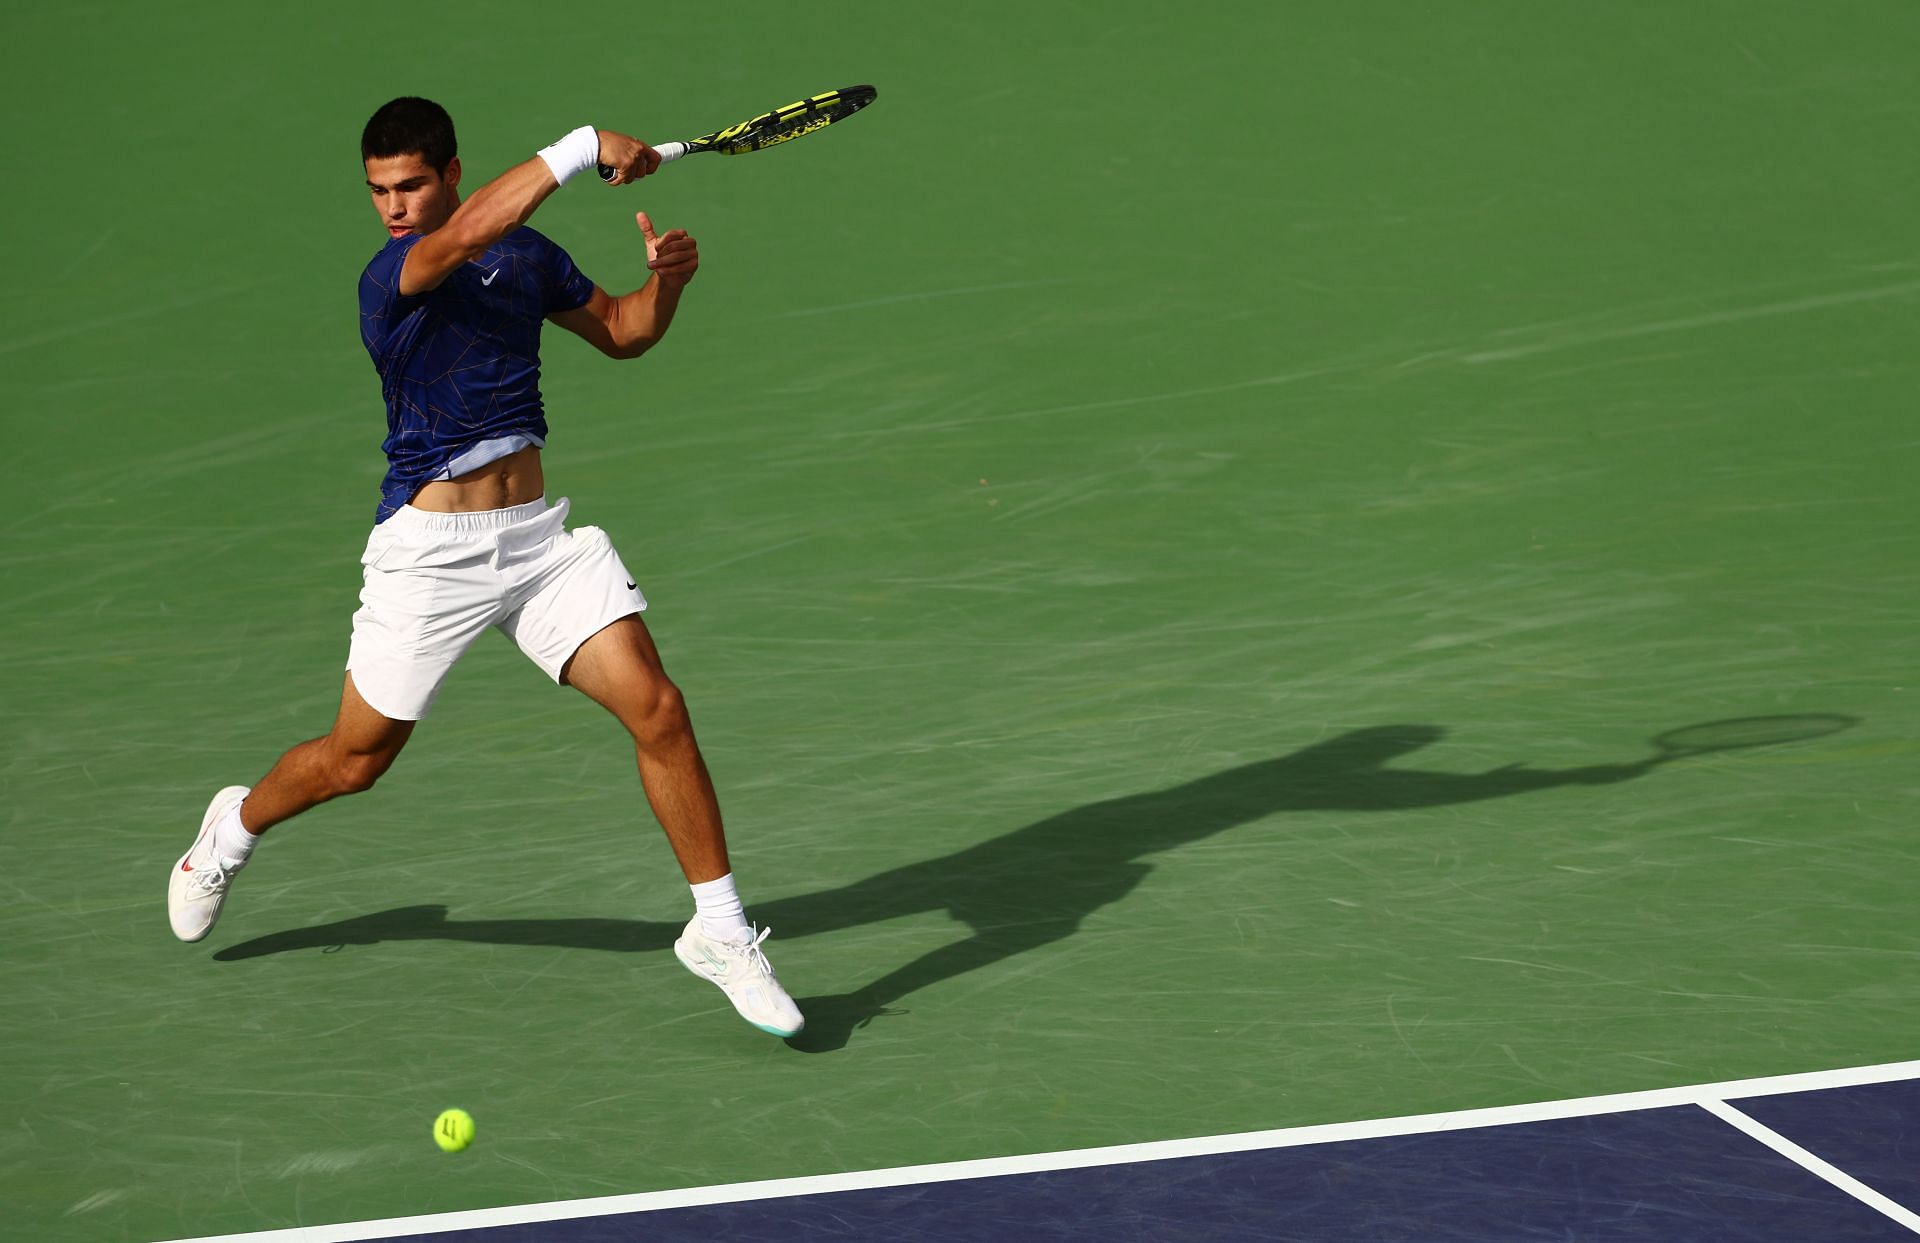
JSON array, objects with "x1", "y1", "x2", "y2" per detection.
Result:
[
  {"x1": 168, "y1": 674, "x2": 413, "y2": 943},
  {"x1": 171, "y1": 504, "x2": 507, "y2": 943},
  {"x1": 241, "y1": 673, "x2": 416, "y2": 831}
]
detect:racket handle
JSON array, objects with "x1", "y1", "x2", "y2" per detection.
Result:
[{"x1": 596, "y1": 142, "x2": 692, "y2": 183}]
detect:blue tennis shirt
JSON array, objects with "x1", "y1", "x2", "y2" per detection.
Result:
[{"x1": 358, "y1": 226, "x2": 596, "y2": 522}]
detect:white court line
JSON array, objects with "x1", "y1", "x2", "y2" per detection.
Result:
[
  {"x1": 159, "y1": 1056, "x2": 1920, "y2": 1242},
  {"x1": 1699, "y1": 1098, "x2": 1920, "y2": 1235}
]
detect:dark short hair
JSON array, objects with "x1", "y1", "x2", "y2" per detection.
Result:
[{"x1": 361, "y1": 97, "x2": 457, "y2": 173}]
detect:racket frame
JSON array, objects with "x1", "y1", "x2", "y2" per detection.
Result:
[{"x1": 596, "y1": 85, "x2": 875, "y2": 183}]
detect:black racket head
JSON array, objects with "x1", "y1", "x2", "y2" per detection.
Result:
[
  {"x1": 1651, "y1": 714, "x2": 1859, "y2": 756},
  {"x1": 710, "y1": 84, "x2": 877, "y2": 155}
]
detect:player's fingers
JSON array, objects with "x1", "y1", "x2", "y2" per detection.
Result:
[
  {"x1": 636, "y1": 211, "x2": 658, "y2": 242},
  {"x1": 648, "y1": 244, "x2": 695, "y2": 268},
  {"x1": 638, "y1": 143, "x2": 661, "y2": 175}
]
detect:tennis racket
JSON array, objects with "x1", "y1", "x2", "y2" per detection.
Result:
[
  {"x1": 598, "y1": 85, "x2": 877, "y2": 183},
  {"x1": 1646, "y1": 714, "x2": 1857, "y2": 763}
]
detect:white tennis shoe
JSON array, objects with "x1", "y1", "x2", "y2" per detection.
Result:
[
  {"x1": 674, "y1": 919, "x2": 805, "y2": 1037},
  {"x1": 168, "y1": 786, "x2": 251, "y2": 943}
]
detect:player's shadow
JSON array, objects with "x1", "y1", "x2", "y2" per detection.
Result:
[{"x1": 210, "y1": 722, "x2": 1830, "y2": 1052}]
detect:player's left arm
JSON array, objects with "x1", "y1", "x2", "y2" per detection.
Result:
[{"x1": 549, "y1": 211, "x2": 697, "y2": 361}]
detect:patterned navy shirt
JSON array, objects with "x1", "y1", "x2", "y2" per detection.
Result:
[{"x1": 358, "y1": 226, "x2": 596, "y2": 522}]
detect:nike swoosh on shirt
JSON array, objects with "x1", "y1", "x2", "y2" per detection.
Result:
[{"x1": 481, "y1": 268, "x2": 500, "y2": 286}]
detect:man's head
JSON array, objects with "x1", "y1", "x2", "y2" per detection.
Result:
[{"x1": 362, "y1": 97, "x2": 462, "y2": 239}]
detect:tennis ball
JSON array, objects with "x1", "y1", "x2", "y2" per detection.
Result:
[{"x1": 433, "y1": 1108, "x2": 475, "y2": 1153}]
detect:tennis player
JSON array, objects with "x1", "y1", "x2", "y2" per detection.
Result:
[{"x1": 166, "y1": 97, "x2": 803, "y2": 1039}]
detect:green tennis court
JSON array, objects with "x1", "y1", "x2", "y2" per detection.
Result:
[{"x1": 4, "y1": 3, "x2": 1917, "y2": 1239}]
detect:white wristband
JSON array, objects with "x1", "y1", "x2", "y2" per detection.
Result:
[{"x1": 537, "y1": 125, "x2": 600, "y2": 186}]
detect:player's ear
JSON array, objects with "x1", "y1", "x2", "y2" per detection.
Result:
[{"x1": 443, "y1": 156, "x2": 462, "y2": 192}]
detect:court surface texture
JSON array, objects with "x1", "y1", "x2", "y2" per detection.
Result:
[{"x1": 4, "y1": 3, "x2": 1917, "y2": 1241}]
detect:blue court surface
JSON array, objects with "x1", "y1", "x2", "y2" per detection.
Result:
[{"x1": 168, "y1": 1060, "x2": 1920, "y2": 1242}]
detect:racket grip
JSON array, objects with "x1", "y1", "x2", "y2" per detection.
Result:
[{"x1": 596, "y1": 142, "x2": 691, "y2": 183}]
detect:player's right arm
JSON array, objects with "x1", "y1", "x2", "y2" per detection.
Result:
[{"x1": 399, "y1": 131, "x2": 658, "y2": 297}]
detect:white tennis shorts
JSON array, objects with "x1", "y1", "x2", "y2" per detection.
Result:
[{"x1": 346, "y1": 496, "x2": 646, "y2": 721}]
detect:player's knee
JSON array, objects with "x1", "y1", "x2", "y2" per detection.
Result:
[
  {"x1": 631, "y1": 678, "x2": 691, "y2": 751},
  {"x1": 330, "y1": 749, "x2": 393, "y2": 797}
]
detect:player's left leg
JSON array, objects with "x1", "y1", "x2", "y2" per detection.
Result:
[
  {"x1": 562, "y1": 616, "x2": 804, "y2": 1037},
  {"x1": 563, "y1": 616, "x2": 729, "y2": 883},
  {"x1": 497, "y1": 512, "x2": 803, "y2": 1036}
]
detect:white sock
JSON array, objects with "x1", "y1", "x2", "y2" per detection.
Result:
[
  {"x1": 690, "y1": 873, "x2": 748, "y2": 940},
  {"x1": 211, "y1": 801, "x2": 259, "y2": 869}
]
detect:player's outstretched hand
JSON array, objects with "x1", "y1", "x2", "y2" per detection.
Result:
[
  {"x1": 596, "y1": 131, "x2": 661, "y2": 184},
  {"x1": 638, "y1": 212, "x2": 698, "y2": 289}
]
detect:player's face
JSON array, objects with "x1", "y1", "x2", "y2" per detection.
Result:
[{"x1": 363, "y1": 153, "x2": 463, "y2": 239}]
